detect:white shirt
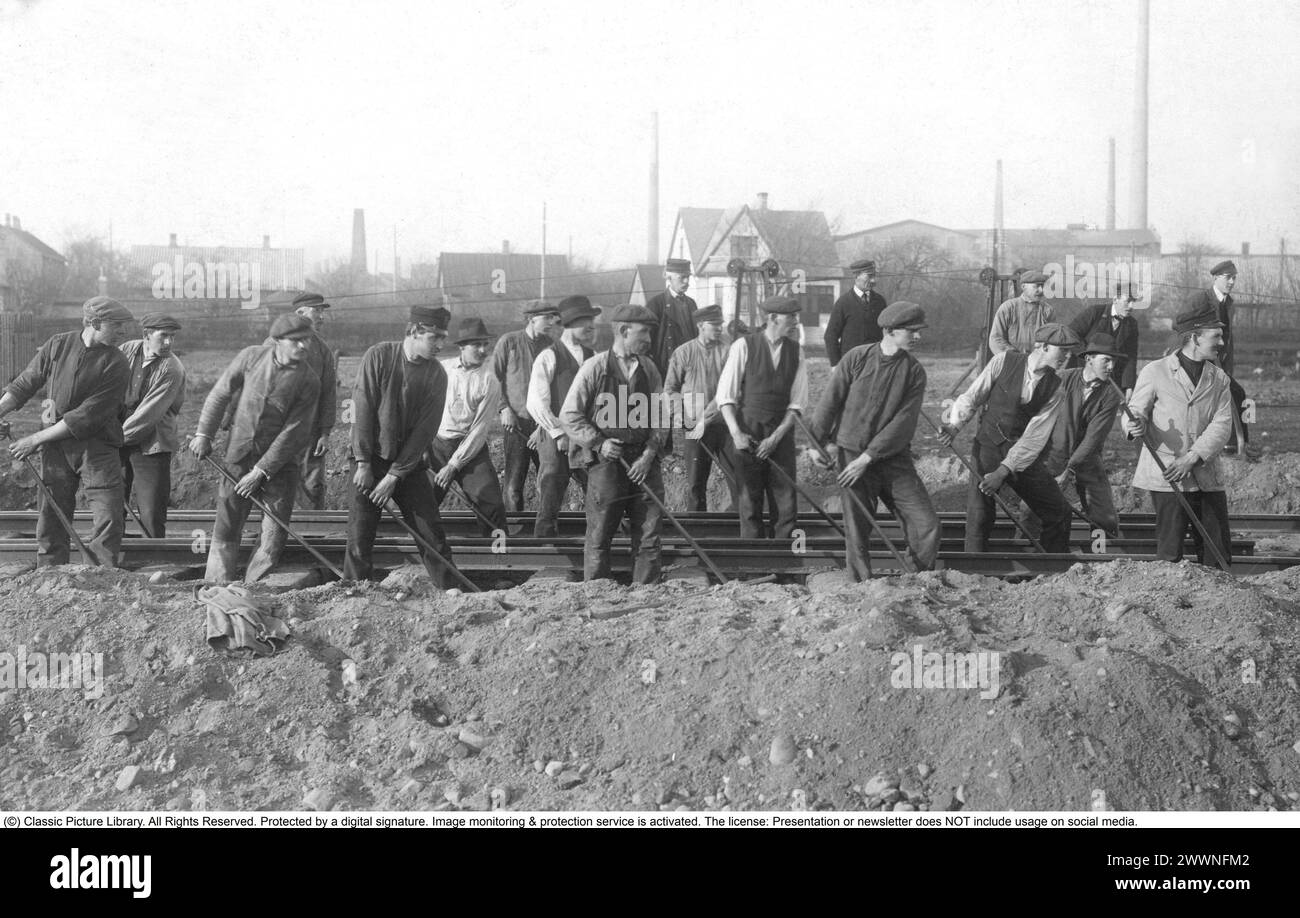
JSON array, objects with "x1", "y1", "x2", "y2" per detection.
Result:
[
  {"x1": 715, "y1": 333, "x2": 810, "y2": 414},
  {"x1": 437, "y1": 357, "x2": 500, "y2": 470},
  {"x1": 945, "y1": 349, "x2": 1065, "y2": 472},
  {"x1": 526, "y1": 334, "x2": 587, "y2": 438}
]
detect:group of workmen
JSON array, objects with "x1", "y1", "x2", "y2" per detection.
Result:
[{"x1": 0, "y1": 254, "x2": 1248, "y2": 585}]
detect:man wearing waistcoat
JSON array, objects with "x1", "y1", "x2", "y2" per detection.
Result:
[
  {"x1": 943, "y1": 323, "x2": 1079, "y2": 553},
  {"x1": 560, "y1": 305, "x2": 667, "y2": 583},
  {"x1": 527, "y1": 295, "x2": 600, "y2": 537},
  {"x1": 493, "y1": 300, "x2": 559, "y2": 511},
  {"x1": 717, "y1": 296, "x2": 810, "y2": 541}
]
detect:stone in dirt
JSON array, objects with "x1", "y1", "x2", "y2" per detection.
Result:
[
  {"x1": 303, "y1": 788, "x2": 334, "y2": 811},
  {"x1": 556, "y1": 772, "x2": 583, "y2": 790},
  {"x1": 115, "y1": 766, "x2": 142, "y2": 792},
  {"x1": 769, "y1": 734, "x2": 797, "y2": 766},
  {"x1": 862, "y1": 773, "x2": 898, "y2": 797}
]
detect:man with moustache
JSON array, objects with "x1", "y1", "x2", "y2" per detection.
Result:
[
  {"x1": 645, "y1": 257, "x2": 698, "y2": 375},
  {"x1": 279, "y1": 292, "x2": 337, "y2": 510},
  {"x1": 430, "y1": 317, "x2": 507, "y2": 536},
  {"x1": 118, "y1": 313, "x2": 187, "y2": 537},
  {"x1": 943, "y1": 323, "x2": 1080, "y2": 553},
  {"x1": 493, "y1": 300, "x2": 559, "y2": 511},
  {"x1": 824, "y1": 258, "x2": 887, "y2": 367},
  {"x1": 716, "y1": 296, "x2": 810, "y2": 541},
  {"x1": 1122, "y1": 304, "x2": 1235, "y2": 568},
  {"x1": 0, "y1": 296, "x2": 135, "y2": 566},
  {"x1": 344, "y1": 305, "x2": 459, "y2": 585},
  {"x1": 526, "y1": 295, "x2": 601, "y2": 538},
  {"x1": 190, "y1": 314, "x2": 321, "y2": 583},
  {"x1": 989, "y1": 270, "x2": 1056, "y2": 355},
  {"x1": 1183, "y1": 260, "x2": 1249, "y2": 453},
  {"x1": 663, "y1": 304, "x2": 735, "y2": 512},
  {"x1": 1038, "y1": 334, "x2": 1125, "y2": 540},
  {"x1": 560, "y1": 305, "x2": 667, "y2": 584},
  {"x1": 1068, "y1": 286, "x2": 1142, "y2": 398},
  {"x1": 806, "y1": 301, "x2": 940, "y2": 578}
]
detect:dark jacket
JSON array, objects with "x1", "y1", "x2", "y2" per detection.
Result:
[
  {"x1": 1184, "y1": 288, "x2": 1234, "y2": 377},
  {"x1": 824, "y1": 288, "x2": 886, "y2": 366},
  {"x1": 809, "y1": 343, "x2": 925, "y2": 461},
  {"x1": 5, "y1": 331, "x2": 130, "y2": 445},
  {"x1": 1067, "y1": 302, "x2": 1140, "y2": 391},
  {"x1": 645, "y1": 290, "x2": 698, "y2": 375},
  {"x1": 350, "y1": 341, "x2": 448, "y2": 479},
  {"x1": 1039, "y1": 368, "x2": 1121, "y2": 474}
]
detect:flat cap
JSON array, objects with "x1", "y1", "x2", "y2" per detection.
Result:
[
  {"x1": 849, "y1": 258, "x2": 877, "y2": 274},
  {"x1": 877, "y1": 301, "x2": 927, "y2": 330},
  {"x1": 1019, "y1": 271, "x2": 1050, "y2": 286},
  {"x1": 557, "y1": 295, "x2": 601, "y2": 325},
  {"x1": 1080, "y1": 332, "x2": 1123, "y2": 358},
  {"x1": 760, "y1": 296, "x2": 802, "y2": 315},
  {"x1": 694, "y1": 304, "x2": 723, "y2": 324},
  {"x1": 610, "y1": 304, "x2": 658, "y2": 325},
  {"x1": 524, "y1": 300, "x2": 560, "y2": 317},
  {"x1": 454, "y1": 317, "x2": 493, "y2": 345},
  {"x1": 665, "y1": 258, "x2": 691, "y2": 275},
  {"x1": 1173, "y1": 303, "x2": 1224, "y2": 334},
  {"x1": 140, "y1": 313, "x2": 181, "y2": 331},
  {"x1": 292, "y1": 292, "x2": 331, "y2": 310},
  {"x1": 1210, "y1": 260, "x2": 1237, "y2": 277},
  {"x1": 409, "y1": 305, "x2": 451, "y2": 329},
  {"x1": 1033, "y1": 323, "x2": 1081, "y2": 348},
  {"x1": 82, "y1": 296, "x2": 133, "y2": 323},
  {"x1": 269, "y1": 313, "x2": 315, "y2": 340}
]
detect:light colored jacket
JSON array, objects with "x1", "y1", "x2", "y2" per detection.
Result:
[
  {"x1": 1128, "y1": 353, "x2": 1233, "y2": 492},
  {"x1": 119, "y1": 339, "x2": 186, "y2": 455},
  {"x1": 989, "y1": 297, "x2": 1055, "y2": 355}
]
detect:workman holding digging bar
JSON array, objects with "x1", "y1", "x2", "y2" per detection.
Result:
[
  {"x1": 806, "y1": 301, "x2": 940, "y2": 577},
  {"x1": 190, "y1": 314, "x2": 320, "y2": 583},
  {"x1": 344, "y1": 305, "x2": 460, "y2": 585},
  {"x1": 0, "y1": 296, "x2": 134, "y2": 566}
]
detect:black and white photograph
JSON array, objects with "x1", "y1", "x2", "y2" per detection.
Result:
[{"x1": 0, "y1": 0, "x2": 1296, "y2": 894}]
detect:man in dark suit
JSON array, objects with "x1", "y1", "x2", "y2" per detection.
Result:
[
  {"x1": 645, "y1": 257, "x2": 698, "y2": 375},
  {"x1": 824, "y1": 258, "x2": 886, "y2": 366},
  {"x1": 1183, "y1": 260, "x2": 1248, "y2": 453},
  {"x1": 1067, "y1": 286, "x2": 1142, "y2": 398}
]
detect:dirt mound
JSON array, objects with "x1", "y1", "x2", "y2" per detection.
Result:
[{"x1": 2, "y1": 561, "x2": 1299, "y2": 812}]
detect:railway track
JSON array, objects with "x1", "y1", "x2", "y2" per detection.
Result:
[{"x1": 0, "y1": 510, "x2": 1295, "y2": 580}]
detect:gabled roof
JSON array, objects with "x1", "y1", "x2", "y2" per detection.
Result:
[
  {"x1": 129, "y1": 244, "x2": 304, "y2": 290},
  {"x1": 674, "y1": 208, "x2": 724, "y2": 268},
  {"x1": 0, "y1": 225, "x2": 66, "y2": 262},
  {"x1": 836, "y1": 219, "x2": 977, "y2": 240},
  {"x1": 749, "y1": 208, "x2": 840, "y2": 274}
]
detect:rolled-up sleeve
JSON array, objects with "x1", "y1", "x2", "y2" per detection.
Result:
[
  {"x1": 947, "y1": 353, "x2": 1003, "y2": 427},
  {"x1": 527, "y1": 348, "x2": 562, "y2": 437},
  {"x1": 448, "y1": 372, "x2": 499, "y2": 470},
  {"x1": 560, "y1": 357, "x2": 604, "y2": 450},
  {"x1": 1004, "y1": 387, "x2": 1065, "y2": 472},
  {"x1": 715, "y1": 338, "x2": 748, "y2": 409}
]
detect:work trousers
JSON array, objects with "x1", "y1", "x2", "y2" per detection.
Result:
[
  {"x1": 428, "y1": 437, "x2": 507, "y2": 536},
  {"x1": 37, "y1": 439, "x2": 123, "y2": 567},
  {"x1": 839, "y1": 449, "x2": 941, "y2": 579},
  {"x1": 1150, "y1": 488, "x2": 1231, "y2": 570},
  {"x1": 681, "y1": 423, "x2": 736, "y2": 512},
  {"x1": 205, "y1": 459, "x2": 298, "y2": 583},
  {"x1": 583, "y1": 454, "x2": 663, "y2": 584},
  {"x1": 298, "y1": 449, "x2": 328, "y2": 510},
  {"x1": 120, "y1": 447, "x2": 172, "y2": 538},
  {"x1": 502, "y1": 420, "x2": 539, "y2": 512},
  {"x1": 727, "y1": 432, "x2": 798, "y2": 540},
  {"x1": 534, "y1": 433, "x2": 586, "y2": 537},
  {"x1": 1070, "y1": 459, "x2": 1119, "y2": 539},
  {"x1": 343, "y1": 457, "x2": 457, "y2": 587},
  {"x1": 966, "y1": 441, "x2": 1070, "y2": 553}
]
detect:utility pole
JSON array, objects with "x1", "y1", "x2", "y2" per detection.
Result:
[{"x1": 541, "y1": 202, "x2": 548, "y2": 301}]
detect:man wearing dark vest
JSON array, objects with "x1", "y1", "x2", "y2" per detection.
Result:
[
  {"x1": 344, "y1": 305, "x2": 457, "y2": 585},
  {"x1": 663, "y1": 304, "x2": 734, "y2": 511},
  {"x1": 943, "y1": 323, "x2": 1079, "y2": 552},
  {"x1": 807, "y1": 301, "x2": 940, "y2": 578},
  {"x1": 824, "y1": 258, "x2": 887, "y2": 367},
  {"x1": 1067, "y1": 286, "x2": 1142, "y2": 398},
  {"x1": 717, "y1": 296, "x2": 809, "y2": 540},
  {"x1": 527, "y1": 295, "x2": 600, "y2": 538},
  {"x1": 1038, "y1": 334, "x2": 1124, "y2": 539},
  {"x1": 1, "y1": 296, "x2": 134, "y2": 567},
  {"x1": 493, "y1": 300, "x2": 559, "y2": 511},
  {"x1": 560, "y1": 305, "x2": 666, "y2": 583},
  {"x1": 645, "y1": 258, "x2": 697, "y2": 375},
  {"x1": 118, "y1": 313, "x2": 187, "y2": 538}
]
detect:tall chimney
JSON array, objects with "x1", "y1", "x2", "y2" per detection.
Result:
[
  {"x1": 3, "y1": 214, "x2": 9, "y2": 228},
  {"x1": 1242, "y1": 242, "x2": 1250, "y2": 257},
  {"x1": 1106, "y1": 137, "x2": 1117, "y2": 231},
  {"x1": 263, "y1": 234, "x2": 271, "y2": 249},
  {"x1": 755, "y1": 192, "x2": 769, "y2": 211},
  {"x1": 10, "y1": 216, "x2": 19, "y2": 231},
  {"x1": 1131, "y1": 0, "x2": 1150, "y2": 229},
  {"x1": 993, "y1": 160, "x2": 1004, "y2": 273},
  {"x1": 647, "y1": 111, "x2": 659, "y2": 265},
  {"x1": 169, "y1": 233, "x2": 178, "y2": 247},
  {"x1": 502, "y1": 240, "x2": 510, "y2": 255},
  {"x1": 351, "y1": 209, "x2": 367, "y2": 274}
]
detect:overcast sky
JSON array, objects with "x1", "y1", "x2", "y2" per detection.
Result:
[{"x1": 2, "y1": 0, "x2": 1296, "y2": 274}]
